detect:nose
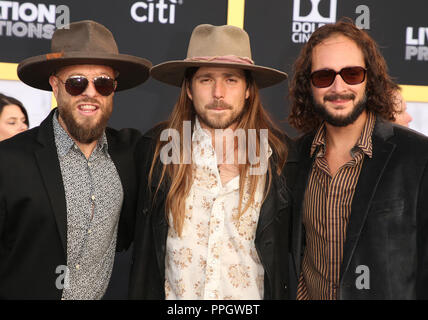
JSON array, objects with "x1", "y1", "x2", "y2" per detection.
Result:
[{"x1": 213, "y1": 81, "x2": 225, "y2": 100}]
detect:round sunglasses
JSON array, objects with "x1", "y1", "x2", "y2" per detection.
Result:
[
  {"x1": 310, "y1": 66, "x2": 367, "y2": 88},
  {"x1": 57, "y1": 75, "x2": 117, "y2": 96}
]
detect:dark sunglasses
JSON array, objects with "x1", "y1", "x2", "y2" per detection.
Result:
[
  {"x1": 57, "y1": 75, "x2": 117, "y2": 96},
  {"x1": 310, "y1": 66, "x2": 367, "y2": 88}
]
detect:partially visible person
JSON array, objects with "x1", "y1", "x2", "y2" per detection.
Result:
[
  {"x1": 0, "y1": 93, "x2": 29, "y2": 141},
  {"x1": 392, "y1": 89, "x2": 412, "y2": 127}
]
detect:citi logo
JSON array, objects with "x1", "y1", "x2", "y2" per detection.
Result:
[
  {"x1": 131, "y1": 0, "x2": 183, "y2": 24},
  {"x1": 291, "y1": 0, "x2": 337, "y2": 43},
  {"x1": 405, "y1": 27, "x2": 428, "y2": 61}
]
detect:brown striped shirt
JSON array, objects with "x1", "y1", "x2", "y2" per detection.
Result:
[{"x1": 297, "y1": 112, "x2": 375, "y2": 300}]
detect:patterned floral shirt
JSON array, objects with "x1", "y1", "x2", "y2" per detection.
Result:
[
  {"x1": 165, "y1": 117, "x2": 269, "y2": 300},
  {"x1": 53, "y1": 112, "x2": 123, "y2": 300}
]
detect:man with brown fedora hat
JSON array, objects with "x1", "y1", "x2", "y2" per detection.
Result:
[
  {"x1": 129, "y1": 24, "x2": 293, "y2": 300},
  {"x1": 0, "y1": 20, "x2": 151, "y2": 299}
]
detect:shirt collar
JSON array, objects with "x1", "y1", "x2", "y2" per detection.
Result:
[
  {"x1": 310, "y1": 111, "x2": 375, "y2": 159},
  {"x1": 53, "y1": 110, "x2": 108, "y2": 157}
]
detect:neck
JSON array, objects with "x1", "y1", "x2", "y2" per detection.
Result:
[
  {"x1": 325, "y1": 110, "x2": 368, "y2": 153},
  {"x1": 58, "y1": 115, "x2": 98, "y2": 159}
]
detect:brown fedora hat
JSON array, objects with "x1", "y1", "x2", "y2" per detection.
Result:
[
  {"x1": 150, "y1": 24, "x2": 287, "y2": 89},
  {"x1": 18, "y1": 20, "x2": 152, "y2": 92}
]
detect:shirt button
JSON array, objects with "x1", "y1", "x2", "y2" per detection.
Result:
[
  {"x1": 91, "y1": 195, "x2": 95, "y2": 201},
  {"x1": 74, "y1": 145, "x2": 78, "y2": 150},
  {"x1": 88, "y1": 229, "x2": 92, "y2": 234},
  {"x1": 75, "y1": 264, "x2": 80, "y2": 270},
  {"x1": 88, "y1": 162, "x2": 91, "y2": 167}
]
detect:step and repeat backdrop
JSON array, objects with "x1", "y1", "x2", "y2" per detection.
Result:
[{"x1": 1, "y1": 0, "x2": 427, "y2": 135}]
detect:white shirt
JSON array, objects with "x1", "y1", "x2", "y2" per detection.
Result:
[{"x1": 165, "y1": 117, "x2": 269, "y2": 300}]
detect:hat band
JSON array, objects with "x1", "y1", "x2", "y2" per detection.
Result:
[{"x1": 184, "y1": 55, "x2": 254, "y2": 65}]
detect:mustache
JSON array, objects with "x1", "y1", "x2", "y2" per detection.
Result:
[
  {"x1": 324, "y1": 93, "x2": 356, "y2": 102},
  {"x1": 206, "y1": 100, "x2": 233, "y2": 110}
]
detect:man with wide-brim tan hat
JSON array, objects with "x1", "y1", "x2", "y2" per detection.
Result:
[
  {"x1": 0, "y1": 20, "x2": 151, "y2": 299},
  {"x1": 129, "y1": 24, "x2": 294, "y2": 300}
]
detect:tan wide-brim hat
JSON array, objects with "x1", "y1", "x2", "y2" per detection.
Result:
[
  {"x1": 18, "y1": 20, "x2": 152, "y2": 92},
  {"x1": 150, "y1": 24, "x2": 287, "y2": 89}
]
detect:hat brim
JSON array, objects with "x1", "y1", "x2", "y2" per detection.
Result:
[
  {"x1": 150, "y1": 61, "x2": 288, "y2": 89},
  {"x1": 17, "y1": 52, "x2": 152, "y2": 92}
]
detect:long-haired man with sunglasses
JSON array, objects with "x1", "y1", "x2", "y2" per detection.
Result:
[
  {"x1": 287, "y1": 19, "x2": 428, "y2": 299},
  {"x1": 0, "y1": 20, "x2": 151, "y2": 299}
]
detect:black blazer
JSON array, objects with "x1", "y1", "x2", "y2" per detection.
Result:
[
  {"x1": 289, "y1": 118, "x2": 428, "y2": 299},
  {"x1": 0, "y1": 109, "x2": 140, "y2": 299},
  {"x1": 129, "y1": 124, "x2": 294, "y2": 299}
]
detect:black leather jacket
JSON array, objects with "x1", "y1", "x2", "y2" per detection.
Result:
[{"x1": 129, "y1": 123, "x2": 294, "y2": 299}]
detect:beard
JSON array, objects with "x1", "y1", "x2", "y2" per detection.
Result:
[
  {"x1": 197, "y1": 100, "x2": 246, "y2": 130},
  {"x1": 58, "y1": 98, "x2": 112, "y2": 144},
  {"x1": 313, "y1": 93, "x2": 367, "y2": 127}
]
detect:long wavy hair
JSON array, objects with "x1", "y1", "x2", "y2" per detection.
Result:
[
  {"x1": 289, "y1": 18, "x2": 399, "y2": 133},
  {"x1": 149, "y1": 68, "x2": 287, "y2": 236}
]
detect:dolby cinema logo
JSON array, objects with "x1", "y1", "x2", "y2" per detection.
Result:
[
  {"x1": 291, "y1": 0, "x2": 337, "y2": 43},
  {"x1": 131, "y1": 0, "x2": 183, "y2": 24},
  {"x1": 0, "y1": 1, "x2": 69, "y2": 39}
]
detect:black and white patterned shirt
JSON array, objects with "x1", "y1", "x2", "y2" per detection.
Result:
[{"x1": 53, "y1": 112, "x2": 124, "y2": 300}]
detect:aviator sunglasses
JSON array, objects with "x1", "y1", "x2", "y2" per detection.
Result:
[
  {"x1": 310, "y1": 66, "x2": 367, "y2": 88},
  {"x1": 57, "y1": 75, "x2": 117, "y2": 96}
]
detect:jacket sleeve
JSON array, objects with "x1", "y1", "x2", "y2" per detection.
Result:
[{"x1": 416, "y1": 161, "x2": 428, "y2": 299}]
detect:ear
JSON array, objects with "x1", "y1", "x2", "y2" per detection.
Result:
[
  {"x1": 49, "y1": 75, "x2": 59, "y2": 99},
  {"x1": 186, "y1": 83, "x2": 193, "y2": 101},
  {"x1": 245, "y1": 87, "x2": 250, "y2": 100}
]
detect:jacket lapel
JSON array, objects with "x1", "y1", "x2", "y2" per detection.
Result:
[
  {"x1": 34, "y1": 109, "x2": 68, "y2": 254},
  {"x1": 106, "y1": 130, "x2": 135, "y2": 251},
  {"x1": 339, "y1": 119, "x2": 395, "y2": 281}
]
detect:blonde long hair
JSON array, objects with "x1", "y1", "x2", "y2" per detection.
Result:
[{"x1": 149, "y1": 68, "x2": 287, "y2": 236}]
